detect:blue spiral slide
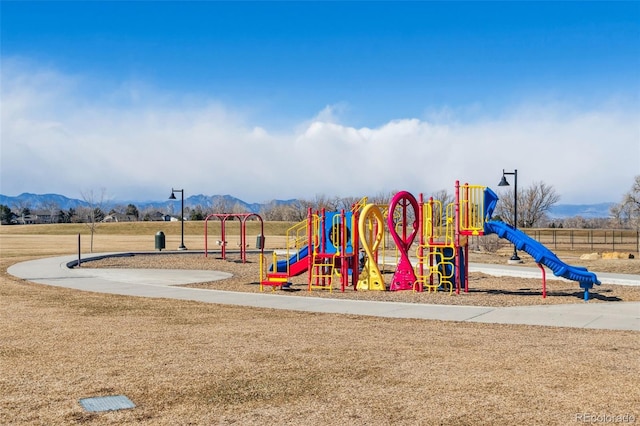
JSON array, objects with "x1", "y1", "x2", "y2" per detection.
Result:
[{"x1": 483, "y1": 220, "x2": 600, "y2": 298}]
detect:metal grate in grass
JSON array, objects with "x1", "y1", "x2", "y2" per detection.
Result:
[{"x1": 78, "y1": 395, "x2": 135, "y2": 412}]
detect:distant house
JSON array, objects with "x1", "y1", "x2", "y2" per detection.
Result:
[
  {"x1": 15, "y1": 214, "x2": 36, "y2": 225},
  {"x1": 102, "y1": 213, "x2": 138, "y2": 223},
  {"x1": 145, "y1": 211, "x2": 172, "y2": 222},
  {"x1": 16, "y1": 210, "x2": 62, "y2": 224}
]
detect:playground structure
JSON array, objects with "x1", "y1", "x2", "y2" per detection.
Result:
[
  {"x1": 384, "y1": 183, "x2": 485, "y2": 295},
  {"x1": 259, "y1": 207, "x2": 361, "y2": 292},
  {"x1": 258, "y1": 181, "x2": 601, "y2": 299},
  {"x1": 258, "y1": 182, "x2": 486, "y2": 294},
  {"x1": 204, "y1": 213, "x2": 264, "y2": 263}
]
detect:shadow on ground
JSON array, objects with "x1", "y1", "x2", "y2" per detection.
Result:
[{"x1": 469, "y1": 288, "x2": 622, "y2": 302}]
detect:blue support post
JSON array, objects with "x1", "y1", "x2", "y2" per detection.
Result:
[{"x1": 581, "y1": 282, "x2": 591, "y2": 302}]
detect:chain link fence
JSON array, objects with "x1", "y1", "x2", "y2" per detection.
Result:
[
  {"x1": 472, "y1": 228, "x2": 639, "y2": 254},
  {"x1": 524, "y1": 228, "x2": 639, "y2": 253}
]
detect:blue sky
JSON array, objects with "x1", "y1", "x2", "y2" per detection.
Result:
[{"x1": 1, "y1": 1, "x2": 639, "y2": 204}]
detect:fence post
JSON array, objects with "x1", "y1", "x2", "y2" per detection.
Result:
[
  {"x1": 571, "y1": 230, "x2": 574, "y2": 250},
  {"x1": 613, "y1": 230, "x2": 615, "y2": 251}
]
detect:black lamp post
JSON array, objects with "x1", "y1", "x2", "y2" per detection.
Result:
[
  {"x1": 498, "y1": 169, "x2": 520, "y2": 262},
  {"x1": 169, "y1": 188, "x2": 187, "y2": 250}
]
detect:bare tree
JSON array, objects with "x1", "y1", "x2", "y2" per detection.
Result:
[
  {"x1": 230, "y1": 202, "x2": 249, "y2": 214},
  {"x1": 40, "y1": 200, "x2": 61, "y2": 223},
  {"x1": 260, "y1": 201, "x2": 305, "y2": 221},
  {"x1": 109, "y1": 204, "x2": 125, "y2": 215},
  {"x1": 495, "y1": 181, "x2": 560, "y2": 228},
  {"x1": 259, "y1": 202, "x2": 284, "y2": 221},
  {"x1": 211, "y1": 196, "x2": 231, "y2": 214},
  {"x1": 291, "y1": 199, "x2": 315, "y2": 220},
  {"x1": 565, "y1": 215, "x2": 610, "y2": 229},
  {"x1": 368, "y1": 190, "x2": 396, "y2": 206},
  {"x1": 337, "y1": 196, "x2": 361, "y2": 211},
  {"x1": 612, "y1": 175, "x2": 640, "y2": 229},
  {"x1": 140, "y1": 205, "x2": 161, "y2": 221},
  {"x1": 181, "y1": 206, "x2": 191, "y2": 220},
  {"x1": 609, "y1": 203, "x2": 625, "y2": 228},
  {"x1": 309, "y1": 194, "x2": 341, "y2": 212},
  {"x1": 80, "y1": 188, "x2": 108, "y2": 253},
  {"x1": 424, "y1": 189, "x2": 455, "y2": 227},
  {"x1": 12, "y1": 200, "x2": 32, "y2": 224},
  {"x1": 429, "y1": 189, "x2": 455, "y2": 207}
]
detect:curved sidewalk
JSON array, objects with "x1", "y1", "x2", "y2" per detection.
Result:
[{"x1": 7, "y1": 253, "x2": 640, "y2": 332}]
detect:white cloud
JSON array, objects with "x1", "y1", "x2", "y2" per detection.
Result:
[
  {"x1": 310, "y1": 103, "x2": 349, "y2": 124},
  {"x1": 1, "y1": 60, "x2": 638, "y2": 204}
]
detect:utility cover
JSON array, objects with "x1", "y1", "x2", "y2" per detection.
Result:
[{"x1": 79, "y1": 395, "x2": 135, "y2": 412}]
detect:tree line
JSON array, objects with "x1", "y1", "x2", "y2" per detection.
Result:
[{"x1": 2, "y1": 177, "x2": 639, "y2": 230}]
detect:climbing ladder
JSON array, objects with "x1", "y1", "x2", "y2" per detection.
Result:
[
  {"x1": 414, "y1": 199, "x2": 456, "y2": 293},
  {"x1": 308, "y1": 253, "x2": 337, "y2": 292},
  {"x1": 414, "y1": 245, "x2": 455, "y2": 294}
]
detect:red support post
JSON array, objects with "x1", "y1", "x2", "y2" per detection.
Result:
[
  {"x1": 417, "y1": 193, "x2": 424, "y2": 292},
  {"x1": 428, "y1": 197, "x2": 435, "y2": 289},
  {"x1": 464, "y1": 243, "x2": 469, "y2": 293},
  {"x1": 351, "y1": 207, "x2": 360, "y2": 291},
  {"x1": 307, "y1": 208, "x2": 313, "y2": 291},
  {"x1": 204, "y1": 220, "x2": 209, "y2": 257},
  {"x1": 454, "y1": 180, "x2": 461, "y2": 294},
  {"x1": 221, "y1": 216, "x2": 228, "y2": 260},
  {"x1": 538, "y1": 263, "x2": 547, "y2": 298}
]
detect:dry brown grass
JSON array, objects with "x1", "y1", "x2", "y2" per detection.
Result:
[{"x1": 1, "y1": 228, "x2": 639, "y2": 425}]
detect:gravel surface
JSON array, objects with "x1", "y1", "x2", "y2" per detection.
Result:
[{"x1": 86, "y1": 251, "x2": 640, "y2": 307}]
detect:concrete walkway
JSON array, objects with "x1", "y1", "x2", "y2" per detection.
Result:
[{"x1": 7, "y1": 253, "x2": 640, "y2": 332}]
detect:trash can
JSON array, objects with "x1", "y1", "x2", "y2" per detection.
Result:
[
  {"x1": 155, "y1": 231, "x2": 166, "y2": 251},
  {"x1": 256, "y1": 234, "x2": 265, "y2": 249}
]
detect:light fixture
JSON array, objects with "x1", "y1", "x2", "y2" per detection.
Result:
[
  {"x1": 498, "y1": 169, "x2": 520, "y2": 262},
  {"x1": 169, "y1": 188, "x2": 187, "y2": 250}
]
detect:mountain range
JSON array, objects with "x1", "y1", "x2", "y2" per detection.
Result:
[
  {"x1": 0, "y1": 193, "x2": 296, "y2": 215},
  {"x1": 0, "y1": 192, "x2": 614, "y2": 218}
]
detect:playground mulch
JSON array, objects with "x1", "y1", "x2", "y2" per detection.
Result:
[{"x1": 84, "y1": 251, "x2": 640, "y2": 307}]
